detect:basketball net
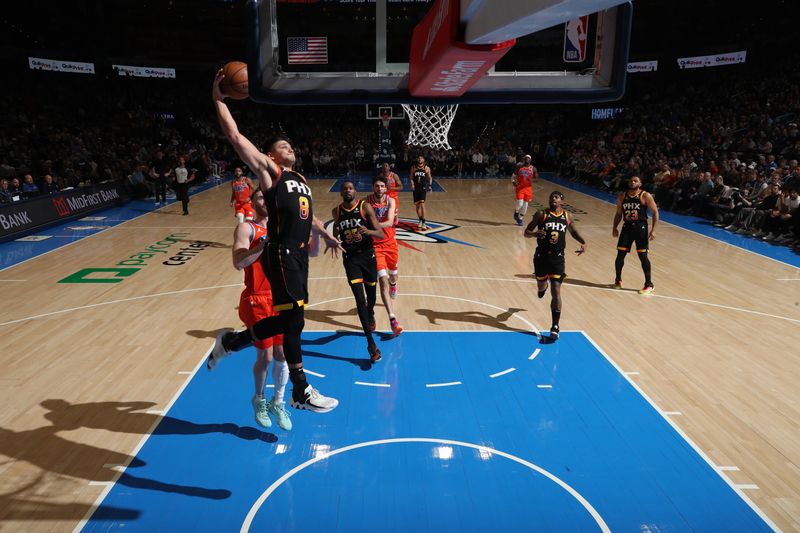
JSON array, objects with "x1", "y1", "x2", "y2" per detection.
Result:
[{"x1": 401, "y1": 104, "x2": 458, "y2": 150}]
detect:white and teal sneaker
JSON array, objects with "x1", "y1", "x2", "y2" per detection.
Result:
[
  {"x1": 267, "y1": 400, "x2": 293, "y2": 431},
  {"x1": 251, "y1": 395, "x2": 272, "y2": 428}
]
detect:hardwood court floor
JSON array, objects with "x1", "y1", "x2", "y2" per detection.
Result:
[{"x1": 0, "y1": 178, "x2": 798, "y2": 531}]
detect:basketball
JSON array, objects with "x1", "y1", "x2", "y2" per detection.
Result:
[{"x1": 220, "y1": 61, "x2": 249, "y2": 100}]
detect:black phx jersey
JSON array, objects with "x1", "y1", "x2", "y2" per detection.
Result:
[
  {"x1": 534, "y1": 209, "x2": 570, "y2": 281},
  {"x1": 621, "y1": 191, "x2": 649, "y2": 227},
  {"x1": 412, "y1": 166, "x2": 427, "y2": 189},
  {"x1": 617, "y1": 191, "x2": 650, "y2": 253},
  {"x1": 265, "y1": 168, "x2": 313, "y2": 248},
  {"x1": 335, "y1": 200, "x2": 373, "y2": 256},
  {"x1": 262, "y1": 168, "x2": 314, "y2": 309},
  {"x1": 537, "y1": 210, "x2": 570, "y2": 252}
]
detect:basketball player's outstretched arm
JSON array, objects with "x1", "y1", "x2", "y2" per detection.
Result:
[
  {"x1": 232, "y1": 223, "x2": 266, "y2": 270},
  {"x1": 312, "y1": 215, "x2": 344, "y2": 256},
  {"x1": 612, "y1": 194, "x2": 624, "y2": 237},
  {"x1": 212, "y1": 70, "x2": 280, "y2": 191},
  {"x1": 524, "y1": 211, "x2": 545, "y2": 239},
  {"x1": 568, "y1": 222, "x2": 587, "y2": 255},
  {"x1": 644, "y1": 192, "x2": 659, "y2": 240},
  {"x1": 360, "y1": 203, "x2": 386, "y2": 240}
]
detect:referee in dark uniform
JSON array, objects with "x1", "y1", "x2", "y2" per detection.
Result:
[
  {"x1": 525, "y1": 191, "x2": 587, "y2": 340},
  {"x1": 332, "y1": 180, "x2": 385, "y2": 362}
]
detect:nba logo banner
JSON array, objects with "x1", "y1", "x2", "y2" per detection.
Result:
[{"x1": 563, "y1": 16, "x2": 588, "y2": 63}]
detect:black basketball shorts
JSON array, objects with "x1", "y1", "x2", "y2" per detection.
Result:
[
  {"x1": 534, "y1": 249, "x2": 566, "y2": 281},
  {"x1": 617, "y1": 223, "x2": 649, "y2": 253},
  {"x1": 262, "y1": 243, "x2": 309, "y2": 311},
  {"x1": 343, "y1": 249, "x2": 378, "y2": 286}
]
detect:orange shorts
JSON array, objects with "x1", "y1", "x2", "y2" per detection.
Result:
[
  {"x1": 374, "y1": 242, "x2": 399, "y2": 276},
  {"x1": 235, "y1": 202, "x2": 255, "y2": 219},
  {"x1": 516, "y1": 187, "x2": 532, "y2": 202},
  {"x1": 238, "y1": 291, "x2": 283, "y2": 349}
]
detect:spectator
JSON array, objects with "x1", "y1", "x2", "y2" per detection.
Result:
[
  {"x1": 41, "y1": 174, "x2": 60, "y2": 195},
  {"x1": 0, "y1": 178, "x2": 12, "y2": 204}
]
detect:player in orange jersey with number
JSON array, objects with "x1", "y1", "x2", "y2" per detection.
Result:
[
  {"x1": 231, "y1": 188, "x2": 291, "y2": 430},
  {"x1": 367, "y1": 175, "x2": 403, "y2": 336},
  {"x1": 230, "y1": 166, "x2": 255, "y2": 223},
  {"x1": 513, "y1": 155, "x2": 538, "y2": 226},
  {"x1": 380, "y1": 163, "x2": 403, "y2": 225}
]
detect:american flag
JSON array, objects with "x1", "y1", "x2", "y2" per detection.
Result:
[{"x1": 287, "y1": 37, "x2": 328, "y2": 65}]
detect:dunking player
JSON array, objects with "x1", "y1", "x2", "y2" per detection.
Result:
[
  {"x1": 368, "y1": 176, "x2": 404, "y2": 336},
  {"x1": 332, "y1": 181, "x2": 385, "y2": 362},
  {"x1": 410, "y1": 155, "x2": 433, "y2": 230},
  {"x1": 230, "y1": 167, "x2": 255, "y2": 223},
  {"x1": 513, "y1": 155, "x2": 538, "y2": 226},
  {"x1": 380, "y1": 162, "x2": 403, "y2": 225},
  {"x1": 232, "y1": 188, "x2": 291, "y2": 430},
  {"x1": 524, "y1": 191, "x2": 587, "y2": 340},
  {"x1": 612, "y1": 175, "x2": 659, "y2": 294},
  {"x1": 208, "y1": 70, "x2": 343, "y2": 413}
]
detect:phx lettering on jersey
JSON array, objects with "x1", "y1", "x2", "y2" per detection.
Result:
[
  {"x1": 544, "y1": 220, "x2": 567, "y2": 233},
  {"x1": 59, "y1": 232, "x2": 190, "y2": 283},
  {"x1": 285, "y1": 180, "x2": 312, "y2": 196}
]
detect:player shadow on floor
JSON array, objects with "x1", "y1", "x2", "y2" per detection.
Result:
[
  {"x1": 455, "y1": 218, "x2": 510, "y2": 227},
  {"x1": 304, "y1": 308, "x2": 363, "y2": 331},
  {"x1": 0, "y1": 399, "x2": 283, "y2": 505},
  {"x1": 186, "y1": 328, "x2": 221, "y2": 339},
  {"x1": 302, "y1": 331, "x2": 392, "y2": 371},
  {"x1": 562, "y1": 277, "x2": 639, "y2": 292},
  {"x1": 173, "y1": 238, "x2": 230, "y2": 249},
  {"x1": 0, "y1": 473, "x2": 141, "y2": 523},
  {"x1": 415, "y1": 307, "x2": 535, "y2": 334}
]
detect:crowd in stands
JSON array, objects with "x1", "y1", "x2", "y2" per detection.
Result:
[
  {"x1": 2, "y1": 66, "x2": 798, "y2": 253},
  {"x1": 557, "y1": 68, "x2": 800, "y2": 252}
]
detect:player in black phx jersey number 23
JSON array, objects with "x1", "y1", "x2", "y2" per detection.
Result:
[
  {"x1": 612, "y1": 175, "x2": 659, "y2": 295},
  {"x1": 524, "y1": 191, "x2": 587, "y2": 341},
  {"x1": 208, "y1": 68, "x2": 345, "y2": 415}
]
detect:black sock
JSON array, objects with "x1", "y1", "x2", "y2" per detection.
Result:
[
  {"x1": 289, "y1": 367, "x2": 308, "y2": 391},
  {"x1": 537, "y1": 290, "x2": 546, "y2": 298},
  {"x1": 224, "y1": 329, "x2": 254, "y2": 352},
  {"x1": 638, "y1": 252, "x2": 652, "y2": 286},
  {"x1": 551, "y1": 309, "x2": 561, "y2": 329}
]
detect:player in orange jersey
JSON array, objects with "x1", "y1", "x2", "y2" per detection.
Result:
[
  {"x1": 380, "y1": 163, "x2": 403, "y2": 226},
  {"x1": 230, "y1": 188, "x2": 292, "y2": 430},
  {"x1": 367, "y1": 176, "x2": 403, "y2": 336},
  {"x1": 230, "y1": 166, "x2": 255, "y2": 223},
  {"x1": 513, "y1": 155, "x2": 538, "y2": 226}
]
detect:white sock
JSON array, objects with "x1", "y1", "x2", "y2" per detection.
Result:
[
  {"x1": 236, "y1": 213, "x2": 244, "y2": 224},
  {"x1": 272, "y1": 359, "x2": 289, "y2": 404},
  {"x1": 515, "y1": 199, "x2": 524, "y2": 213},
  {"x1": 518, "y1": 202, "x2": 528, "y2": 217}
]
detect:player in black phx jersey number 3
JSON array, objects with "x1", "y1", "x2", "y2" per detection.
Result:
[
  {"x1": 612, "y1": 175, "x2": 659, "y2": 294},
  {"x1": 524, "y1": 191, "x2": 587, "y2": 341},
  {"x1": 208, "y1": 68, "x2": 345, "y2": 414}
]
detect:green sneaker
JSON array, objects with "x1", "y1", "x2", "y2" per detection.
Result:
[
  {"x1": 267, "y1": 400, "x2": 293, "y2": 431},
  {"x1": 251, "y1": 395, "x2": 272, "y2": 428}
]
